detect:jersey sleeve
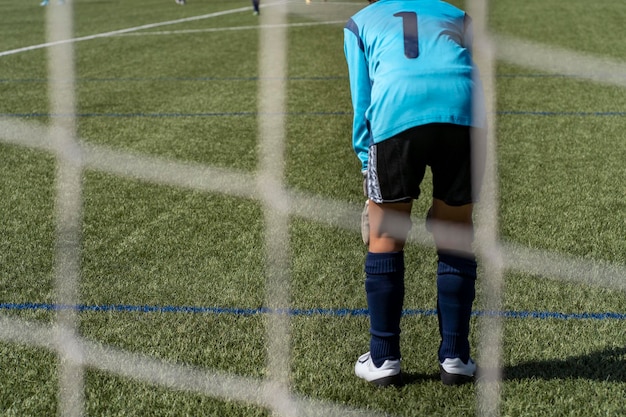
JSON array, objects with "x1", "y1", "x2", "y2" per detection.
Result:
[{"x1": 344, "y1": 18, "x2": 371, "y2": 172}]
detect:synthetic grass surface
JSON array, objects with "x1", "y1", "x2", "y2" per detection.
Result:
[{"x1": 1, "y1": 0, "x2": 625, "y2": 416}]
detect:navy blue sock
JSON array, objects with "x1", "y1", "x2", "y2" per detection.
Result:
[
  {"x1": 365, "y1": 251, "x2": 405, "y2": 367},
  {"x1": 436, "y1": 252, "x2": 477, "y2": 363}
]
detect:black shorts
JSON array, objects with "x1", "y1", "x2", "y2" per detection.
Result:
[{"x1": 365, "y1": 123, "x2": 482, "y2": 206}]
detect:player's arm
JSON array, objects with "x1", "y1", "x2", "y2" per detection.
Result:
[{"x1": 344, "y1": 19, "x2": 371, "y2": 172}]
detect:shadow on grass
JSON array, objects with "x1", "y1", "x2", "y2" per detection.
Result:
[
  {"x1": 401, "y1": 346, "x2": 626, "y2": 386},
  {"x1": 369, "y1": 346, "x2": 626, "y2": 387},
  {"x1": 502, "y1": 345, "x2": 626, "y2": 382},
  {"x1": 401, "y1": 371, "x2": 440, "y2": 385}
]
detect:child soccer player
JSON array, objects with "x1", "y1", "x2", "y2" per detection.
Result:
[{"x1": 344, "y1": 0, "x2": 486, "y2": 386}]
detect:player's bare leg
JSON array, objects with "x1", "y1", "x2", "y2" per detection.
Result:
[
  {"x1": 429, "y1": 199, "x2": 474, "y2": 256},
  {"x1": 367, "y1": 201, "x2": 412, "y2": 253}
]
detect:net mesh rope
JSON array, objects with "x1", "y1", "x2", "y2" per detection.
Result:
[{"x1": 1, "y1": 1, "x2": 625, "y2": 416}]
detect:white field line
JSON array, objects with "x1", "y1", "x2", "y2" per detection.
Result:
[
  {"x1": 0, "y1": 5, "x2": 257, "y2": 58},
  {"x1": 1, "y1": 3, "x2": 624, "y2": 94},
  {"x1": 0, "y1": 0, "x2": 356, "y2": 58},
  {"x1": 115, "y1": 20, "x2": 346, "y2": 37}
]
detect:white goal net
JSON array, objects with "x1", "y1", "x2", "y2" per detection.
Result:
[{"x1": 1, "y1": 1, "x2": 625, "y2": 416}]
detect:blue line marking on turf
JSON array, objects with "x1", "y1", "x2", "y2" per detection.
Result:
[{"x1": 1, "y1": 302, "x2": 624, "y2": 320}]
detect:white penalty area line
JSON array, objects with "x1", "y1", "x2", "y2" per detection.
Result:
[
  {"x1": 115, "y1": 20, "x2": 346, "y2": 37},
  {"x1": 0, "y1": 4, "x2": 274, "y2": 58}
]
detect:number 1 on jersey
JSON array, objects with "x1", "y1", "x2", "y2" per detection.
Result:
[{"x1": 394, "y1": 12, "x2": 419, "y2": 59}]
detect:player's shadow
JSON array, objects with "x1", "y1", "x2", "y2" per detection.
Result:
[
  {"x1": 401, "y1": 371, "x2": 440, "y2": 385},
  {"x1": 401, "y1": 345, "x2": 626, "y2": 386},
  {"x1": 501, "y1": 345, "x2": 626, "y2": 382}
]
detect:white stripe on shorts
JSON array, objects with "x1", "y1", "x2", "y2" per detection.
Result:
[{"x1": 366, "y1": 145, "x2": 383, "y2": 203}]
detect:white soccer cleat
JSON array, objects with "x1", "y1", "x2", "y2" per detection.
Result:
[
  {"x1": 355, "y1": 352, "x2": 402, "y2": 387},
  {"x1": 439, "y1": 357, "x2": 477, "y2": 385}
]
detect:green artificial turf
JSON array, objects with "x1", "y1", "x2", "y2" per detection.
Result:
[{"x1": 1, "y1": 0, "x2": 625, "y2": 415}]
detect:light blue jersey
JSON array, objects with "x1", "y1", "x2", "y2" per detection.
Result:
[{"x1": 344, "y1": 0, "x2": 485, "y2": 170}]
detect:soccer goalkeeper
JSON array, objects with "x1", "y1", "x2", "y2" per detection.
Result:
[{"x1": 344, "y1": 0, "x2": 486, "y2": 386}]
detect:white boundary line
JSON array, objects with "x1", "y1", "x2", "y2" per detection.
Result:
[
  {"x1": 0, "y1": 0, "x2": 362, "y2": 58},
  {"x1": 115, "y1": 20, "x2": 346, "y2": 37},
  {"x1": 0, "y1": 5, "x2": 254, "y2": 58}
]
